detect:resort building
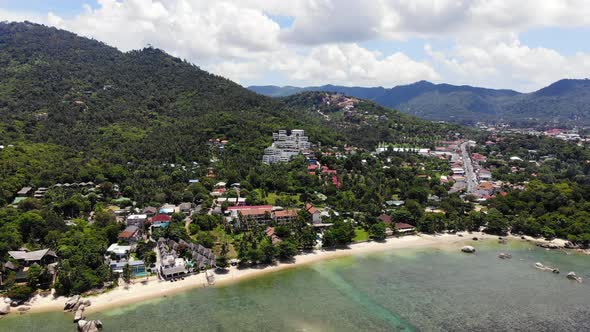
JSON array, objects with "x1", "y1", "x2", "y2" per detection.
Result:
[
  {"x1": 262, "y1": 129, "x2": 310, "y2": 164},
  {"x1": 157, "y1": 238, "x2": 216, "y2": 279},
  {"x1": 110, "y1": 260, "x2": 147, "y2": 277},
  {"x1": 273, "y1": 209, "x2": 299, "y2": 224}
]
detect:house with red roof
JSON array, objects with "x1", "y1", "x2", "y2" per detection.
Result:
[
  {"x1": 150, "y1": 214, "x2": 172, "y2": 228},
  {"x1": 304, "y1": 203, "x2": 322, "y2": 224},
  {"x1": 395, "y1": 222, "x2": 416, "y2": 234},
  {"x1": 378, "y1": 214, "x2": 392, "y2": 224}
]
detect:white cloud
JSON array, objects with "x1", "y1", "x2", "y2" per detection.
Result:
[
  {"x1": 271, "y1": 43, "x2": 439, "y2": 86},
  {"x1": 426, "y1": 36, "x2": 590, "y2": 91}
]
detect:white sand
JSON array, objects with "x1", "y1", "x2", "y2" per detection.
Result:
[{"x1": 23, "y1": 232, "x2": 562, "y2": 315}]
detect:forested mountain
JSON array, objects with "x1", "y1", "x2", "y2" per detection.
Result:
[
  {"x1": 0, "y1": 22, "x2": 459, "y2": 206},
  {"x1": 249, "y1": 79, "x2": 590, "y2": 127},
  {"x1": 0, "y1": 21, "x2": 334, "y2": 205}
]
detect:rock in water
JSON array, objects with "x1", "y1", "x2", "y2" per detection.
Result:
[
  {"x1": 77, "y1": 319, "x2": 103, "y2": 332},
  {"x1": 567, "y1": 272, "x2": 583, "y2": 283},
  {"x1": 461, "y1": 246, "x2": 476, "y2": 253},
  {"x1": 74, "y1": 305, "x2": 86, "y2": 322},
  {"x1": 498, "y1": 252, "x2": 512, "y2": 259},
  {"x1": 0, "y1": 303, "x2": 10, "y2": 315}
]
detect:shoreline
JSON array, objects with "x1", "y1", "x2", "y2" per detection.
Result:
[{"x1": 11, "y1": 232, "x2": 569, "y2": 316}]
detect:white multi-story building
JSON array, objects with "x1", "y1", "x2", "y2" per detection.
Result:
[{"x1": 262, "y1": 129, "x2": 310, "y2": 164}]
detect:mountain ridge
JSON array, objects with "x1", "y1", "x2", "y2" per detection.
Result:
[{"x1": 249, "y1": 79, "x2": 590, "y2": 126}]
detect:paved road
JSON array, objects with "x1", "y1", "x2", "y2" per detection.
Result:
[{"x1": 460, "y1": 141, "x2": 478, "y2": 194}]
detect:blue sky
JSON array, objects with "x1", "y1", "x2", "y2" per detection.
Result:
[{"x1": 1, "y1": 1, "x2": 589, "y2": 91}]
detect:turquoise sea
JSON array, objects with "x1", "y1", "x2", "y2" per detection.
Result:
[{"x1": 2, "y1": 240, "x2": 589, "y2": 331}]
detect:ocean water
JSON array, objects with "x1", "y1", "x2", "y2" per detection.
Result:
[{"x1": 2, "y1": 240, "x2": 590, "y2": 331}]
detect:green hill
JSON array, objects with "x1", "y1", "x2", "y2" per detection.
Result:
[{"x1": 0, "y1": 22, "x2": 459, "y2": 205}]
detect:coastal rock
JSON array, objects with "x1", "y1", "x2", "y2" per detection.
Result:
[
  {"x1": 77, "y1": 319, "x2": 103, "y2": 332},
  {"x1": 3, "y1": 298, "x2": 11, "y2": 304},
  {"x1": 17, "y1": 306, "x2": 30, "y2": 312},
  {"x1": 65, "y1": 295, "x2": 81, "y2": 311},
  {"x1": 498, "y1": 252, "x2": 512, "y2": 259},
  {"x1": 74, "y1": 307, "x2": 85, "y2": 323},
  {"x1": 0, "y1": 303, "x2": 10, "y2": 315},
  {"x1": 472, "y1": 237, "x2": 478, "y2": 241},
  {"x1": 567, "y1": 272, "x2": 583, "y2": 283},
  {"x1": 537, "y1": 243, "x2": 560, "y2": 249},
  {"x1": 461, "y1": 246, "x2": 476, "y2": 253},
  {"x1": 83, "y1": 300, "x2": 91, "y2": 307},
  {"x1": 535, "y1": 262, "x2": 559, "y2": 273},
  {"x1": 564, "y1": 241, "x2": 579, "y2": 249}
]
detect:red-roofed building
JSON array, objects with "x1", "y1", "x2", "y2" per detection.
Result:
[
  {"x1": 304, "y1": 203, "x2": 321, "y2": 224},
  {"x1": 273, "y1": 209, "x2": 299, "y2": 223},
  {"x1": 395, "y1": 223, "x2": 416, "y2": 234},
  {"x1": 118, "y1": 225, "x2": 140, "y2": 243},
  {"x1": 308, "y1": 164, "x2": 318, "y2": 171},
  {"x1": 150, "y1": 214, "x2": 172, "y2": 224},
  {"x1": 265, "y1": 227, "x2": 282, "y2": 245},
  {"x1": 471, "y1": 153, "x2": 487, "y2": 162},
  {"x1": 378, "y1": 214, "x2": 392, "y2": 224},
  {"x1": 229, "y1": 205, "x2": 273, "y2": 224},
  {"x1": 545, "y1": 128, "x2": 563, "y2": 136}
]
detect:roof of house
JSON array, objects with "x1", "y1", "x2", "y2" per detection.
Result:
[
  {"x1": 151, "y1": 214, "x2": 172, "y2": 223},
  {"x1": 8, "y1": 249, "x2": 57, "y2": 261},
  {"x1": 378, "y1": 214, "x2": 392, "y2": 224},
  {"x1": 107, "y1": 243, "x2": 131, "y2": 255},
  {"x1": 274, "y1": 209, "x2": 299, "y2": 218},
  {"x1": 227, "y1": 205, "x2": 272, "y2": 211},
  {"x1": 118, "y1": 226, "x2": 139, "y2": 239},
  {"x1": 179, "y1": 202, "x2": 193, "y2": 210},
  {"x1": 17, "y1": 187, "x2": 33, "y2": 195},
  {"x1": 305, "y1": 203, "x2": 319, "y2": 214},
  {"x1": 395, "y1": 222, "x2": 415, "y2": 230},
  {"x1": 239, "y1": 208, "x2": 272, "y2": 217}
]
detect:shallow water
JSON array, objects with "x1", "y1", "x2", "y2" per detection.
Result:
[{"x1": 2, "y1": 240, "x2": 589, "y2": 331}]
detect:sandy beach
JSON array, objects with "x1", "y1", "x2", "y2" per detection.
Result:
[{"x1": 15, "y1": 232, "x2": 566, "y2": 316}]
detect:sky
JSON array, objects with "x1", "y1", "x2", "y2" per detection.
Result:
[{"x1": 1, "y1": 0, "x2": 590, "y2": 92}]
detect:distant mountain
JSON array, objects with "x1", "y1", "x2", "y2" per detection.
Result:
[{"x1": 249, "y1": 79, "x2": 590, "y2": 127}]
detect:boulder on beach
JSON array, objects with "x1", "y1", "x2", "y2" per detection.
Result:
[
  {"x1": 83, "y1": 300, "x2": 91, "y2": 307},
  {"x1": 472, "y1": 237, "x2": 478, "y2": 241},
  {"x1": 461, "y1": 246, "x2": 476, "y2": 253},
  {"x1": 3, "y1": 298, "x2": 11, "y2": 304},
  {"x1": 65, "y1": 295, "x2": 81, "y2": 311},
  {"x1": 0, "y1": 303, "x2": 10, "y2": 315}
]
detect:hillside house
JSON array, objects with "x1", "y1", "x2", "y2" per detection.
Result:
[
  {"x1": 304, "y1": 203, "x2": 322, "y2": 224},
  {"x1": 118, "y1": 225, "x2": 140, "y2": 243}
]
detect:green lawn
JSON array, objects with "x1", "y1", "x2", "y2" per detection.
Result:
[
  {"x1": 353, "y1": 227, "x2": 369, "y2": 242},
  {"x1": 264, "y1": 192, "x2": 302, "y2": 206}
]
